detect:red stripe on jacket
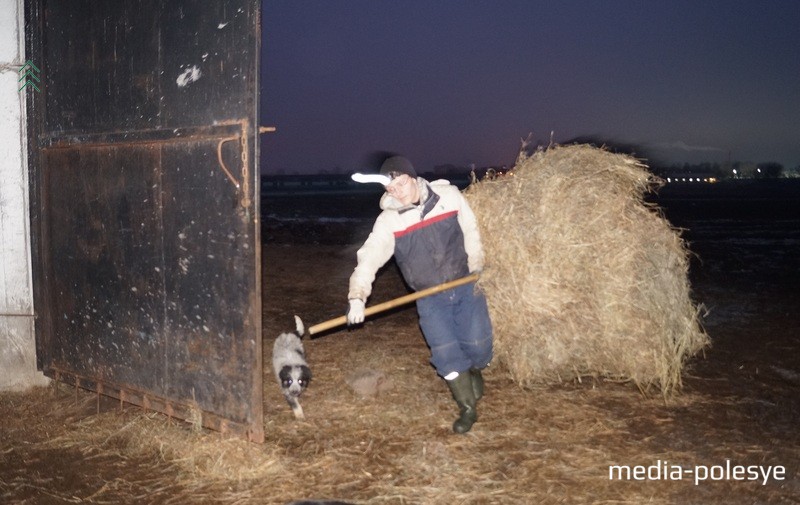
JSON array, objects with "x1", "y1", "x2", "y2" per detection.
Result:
[{"x1": 394, "y1": 210, "x2": 458, "y2": 238}]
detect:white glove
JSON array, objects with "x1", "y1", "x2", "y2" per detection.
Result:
[{"x1": 346, "y1": 299, "x2": 365, "y2": 326}]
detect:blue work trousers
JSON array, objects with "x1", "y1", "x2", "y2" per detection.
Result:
[{"x1": 416, "y1": 282, "x2": 493, "y2": 378}]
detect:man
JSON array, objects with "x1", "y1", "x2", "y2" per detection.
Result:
[{"x1": 347, "y1": 155, "x2": 493, "y2": 433}]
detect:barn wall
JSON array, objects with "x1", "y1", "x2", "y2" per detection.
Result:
[{"x1": 0, "y1": 0, "x2": 48, "y2": 390}]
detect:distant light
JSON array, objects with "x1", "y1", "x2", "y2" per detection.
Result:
[{"x1": 667, "y1": 177, "x2": 672, "y2": 183}]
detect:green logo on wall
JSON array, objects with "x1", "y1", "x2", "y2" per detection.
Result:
[{"x1": 18, "y1": 60, "x2": 41, "y2": 92}]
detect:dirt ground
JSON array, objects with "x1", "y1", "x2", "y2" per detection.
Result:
[{"x1": 1, "y1": 236, "x2": 798, "y2": 504}]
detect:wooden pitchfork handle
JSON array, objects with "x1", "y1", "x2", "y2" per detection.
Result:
[{"x1": 307, "y1": 273, "x2": 480, "y2": 335}]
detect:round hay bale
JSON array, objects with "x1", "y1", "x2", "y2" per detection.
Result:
[{"x1": 465, "y1": 144, "x2": 708, "y2": 395}]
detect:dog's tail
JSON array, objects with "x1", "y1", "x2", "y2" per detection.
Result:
[{"x1": 293, "y1": 315, "x2": 305, "y2": 338}]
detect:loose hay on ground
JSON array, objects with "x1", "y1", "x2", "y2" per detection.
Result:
[
  {"x1": 465, "y1": 144, "x2": 709, "y2": 394},
  {"x1": 2, "y1": 240, "x2": 796, "y2": 504}
]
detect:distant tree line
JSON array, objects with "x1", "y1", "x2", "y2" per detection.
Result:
[
  {"x1": 650, "y1": 161, "x2": 800, "y2": 180},
  {"x1": 560, "y1": 136, "x2": 799, "y2": 180},
  {"x1": 265, "y1": 139, "x2": 799, "y2": 180}
]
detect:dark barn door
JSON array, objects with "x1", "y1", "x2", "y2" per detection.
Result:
[{"x1": 26, "y1": 1, "x2": 264, "y2": 442}]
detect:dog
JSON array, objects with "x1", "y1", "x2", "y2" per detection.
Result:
[{"x1": 272, "y1": 315, "x2": 312, "y2": 419}]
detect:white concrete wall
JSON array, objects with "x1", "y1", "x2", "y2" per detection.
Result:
[{"x1": 0, "y1": 0, "x2": 48, "y2": 390}]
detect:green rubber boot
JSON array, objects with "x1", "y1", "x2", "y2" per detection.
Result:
[
  {"x1": 446, "y1": 373, "x2": 478, "y2": 434},
  {"x1": 470, "y1": 368, "x2": 484, "y2": 402}
]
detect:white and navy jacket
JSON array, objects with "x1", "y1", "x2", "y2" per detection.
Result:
[{"x1": 348, "y1": 178, "x2": 485, "y2": 302}]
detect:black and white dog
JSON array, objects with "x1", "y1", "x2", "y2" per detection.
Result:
[{"x1": 272, "y1": 316, "x2": 312, "y2": 419}]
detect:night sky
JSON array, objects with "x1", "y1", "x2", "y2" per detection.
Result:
[{"x1": 260, "y1": 0, "x2": 799, "y2": 175}]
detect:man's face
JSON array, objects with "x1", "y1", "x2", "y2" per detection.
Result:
[{"x1": 385, "y1": 174, "x2": 419, "y2": 206}]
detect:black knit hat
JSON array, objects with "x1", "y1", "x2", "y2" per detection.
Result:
[{"x1": 379, "y1": 156, "x2": 416, "y2": 179}]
